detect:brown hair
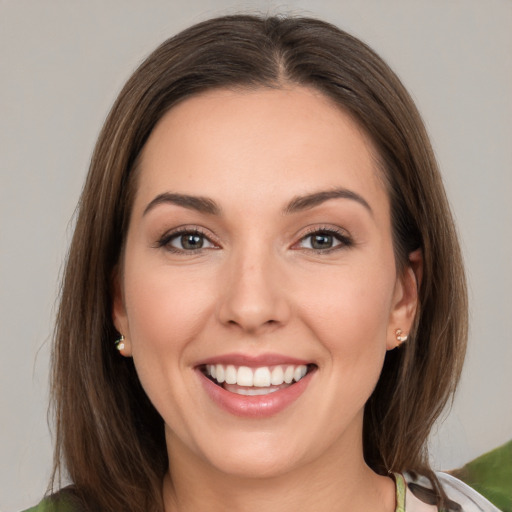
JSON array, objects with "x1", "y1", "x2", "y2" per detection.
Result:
[{"x1": 50, "y1": 14, "x2": 467, "y2": 511}]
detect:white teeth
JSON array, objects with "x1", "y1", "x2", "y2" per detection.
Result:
[
  {"x1": 293, "y1": 366, "x2": 307, "y2": 382},
  {"x1": 205, "y1": 363, "x2": 309, "y2": 388},
  {"x1": 225, "y1": 365, "x2": 237, "y2": 385},
  {"x1": 271, "y1": 366, "x2": 284, "y2": 385},
  {"x1": 284, "y1": 365, "x2": 295, "y2": 384},
  {"x1": 215, "y1": 364, "x2": 225, "y2": 383},
  {"x1": 237, "y1": 366, "x2": 253, "y2": 387},
  {"x1": 253, "y1": 367, "x2": 271, "y2": 387}
]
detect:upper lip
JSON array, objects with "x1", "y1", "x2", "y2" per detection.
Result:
[{"x1": 195, "y1": 352, "x2": 312, "y2": 368}]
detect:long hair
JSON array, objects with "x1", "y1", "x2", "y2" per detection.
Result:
[{"x1": 50, "y1": 15, "x2": 467, "y2": 511}]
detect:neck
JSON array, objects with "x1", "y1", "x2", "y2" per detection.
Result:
[{"x1": 162, "y1": 428, "x2": 395, "y2": 512}]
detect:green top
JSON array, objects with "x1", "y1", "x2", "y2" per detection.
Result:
[
  {"x1": 23, "y1": 497, "x2": 73, "y2": 512},
  {"x1": 395, "y1": 472, "x2": 407, "y2": 512},
  {"x1": 450, "y1": 440, "x2": 512, "y2": 512},
  {"x1": 22, "y1": 489, "x2": 78, "y2": 512}
]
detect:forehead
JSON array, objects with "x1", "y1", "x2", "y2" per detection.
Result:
[{"x1": 135, "y1": 86, "x2": 388, "y2": 216}]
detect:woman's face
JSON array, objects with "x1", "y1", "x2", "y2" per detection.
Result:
[{"x1": 113, "y1": 86, "x2": 418, "y2": 478}]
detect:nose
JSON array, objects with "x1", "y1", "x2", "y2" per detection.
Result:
[{"x1": 217, "y1": 247, "x2": 291, "y2": 334}]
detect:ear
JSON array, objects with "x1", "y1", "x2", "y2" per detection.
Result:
[
  {"x1": 386, "y1": 249, "x2": 423, "y2": 350},
  {"x1": 112, "y1": 266, "x2": 133, "y2": 357}
]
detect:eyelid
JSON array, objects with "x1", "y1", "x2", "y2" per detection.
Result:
[
  {"x1": 155, "y1": 225, "x2": 220, "y2": 253},
  {"x1": 292, "y1": 225, "x2": 353, "y2": 252}
]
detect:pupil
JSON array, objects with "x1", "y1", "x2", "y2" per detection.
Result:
[
  {"x1": 312, "y1": 234, "x2": 332, "y2": 249},
  {"x1": 182, "y1": 234, "x2": 203, "y2": 250}
]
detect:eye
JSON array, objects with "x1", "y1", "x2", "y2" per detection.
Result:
[
  {"x1": 296, "y1": 229, "x2": 352, "y2": 252},
  {"x1": 157, "y1": 228, "x2": 217, "y2": 253}
]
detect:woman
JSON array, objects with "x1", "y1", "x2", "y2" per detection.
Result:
[{"x1": 26, "y1": 14, "x2": 499, "y2": 512}]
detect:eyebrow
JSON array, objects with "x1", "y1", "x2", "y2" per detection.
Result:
[
  {"x1": 284, "y1": 188, "x2": 373, "y2": 216},
  {"x1": 143, "y1": 193, "x2": 221, "y2": 216},
  {"x1": 143, "y1": 187, "x2": 372, "y2": 217}
]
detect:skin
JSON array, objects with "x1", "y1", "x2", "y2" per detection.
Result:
[{"x1": 113, "y1": 86, "x2": 421, "y2": 512}]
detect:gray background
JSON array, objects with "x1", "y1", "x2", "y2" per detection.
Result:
[{"x1": 1, "y1": 1, "x2": 511, "y2": 510}]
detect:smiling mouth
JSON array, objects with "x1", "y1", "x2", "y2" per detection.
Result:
[{"x1": 200, "y1": 363, "x2": 317, "y2": 396}]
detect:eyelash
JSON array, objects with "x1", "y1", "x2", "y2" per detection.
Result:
[
  {"x1": 295, "y1": 226, "x2": 353, "y2": 254},
  {"x1": 156, "y1": 226, "x2": 218, "y2": 254},
  {"x1": 155, "y1": 226, "x2": 353, "y2": 254}
]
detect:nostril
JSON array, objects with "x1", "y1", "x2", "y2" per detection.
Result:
[{"x1": 224, "y1": 317, "x2": 281, "y2": 332}]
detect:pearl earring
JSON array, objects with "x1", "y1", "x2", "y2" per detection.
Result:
[
  {"x1": 395, "y1": 329, "x2": 408, "y2": 346},
  {"x1": 115, "y1": 335, "x2": 126, "y2": 352}
]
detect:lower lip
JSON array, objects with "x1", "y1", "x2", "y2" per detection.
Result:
[{"x1": 198, "y1": 370, "x2": 314, "y2": 418}]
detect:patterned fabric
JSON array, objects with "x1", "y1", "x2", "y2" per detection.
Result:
[{"x1": 404, "y1": 472, "x2": 503, "y2": 512}]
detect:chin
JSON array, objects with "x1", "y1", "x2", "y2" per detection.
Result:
[
  {"x1": 198, "y1": 425, "x2": 329, "y2": 480},
  {"x1": 210, "y1": 450, "x2": 303, "y2": 480}
]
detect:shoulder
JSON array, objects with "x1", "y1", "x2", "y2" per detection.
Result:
[
  {"x1": 449, "y1": 440, "x2": 512, "y2": 512},
  {"x1": 436, "y1": 472, "x2": 503, "y2": 512},
  {"x1": 20, "y1": 489, "x2": 84, "y2": 512},
  {"x1": 404, "y1": 472, "x2": 503, "y2": 512},
  {"x1": 21, "y1": 501, "x2": 70, "y2": 512}
]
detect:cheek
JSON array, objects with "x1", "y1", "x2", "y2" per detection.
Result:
[
  {"x1": 284, "y1": 264, "x2": 395, "y2": 446},
  {"x1": 302, "y1": 267, "x2": 395, "y2": 349},
  {"x1": 296, "y1": 260, "x2": 395, "y2": 404},
  {"x1": 123, "y1": 259, "x2": 216, "y2": 361},
  {"x1": 121, "y1": 261, "x2": 217, "y2": 429}
]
